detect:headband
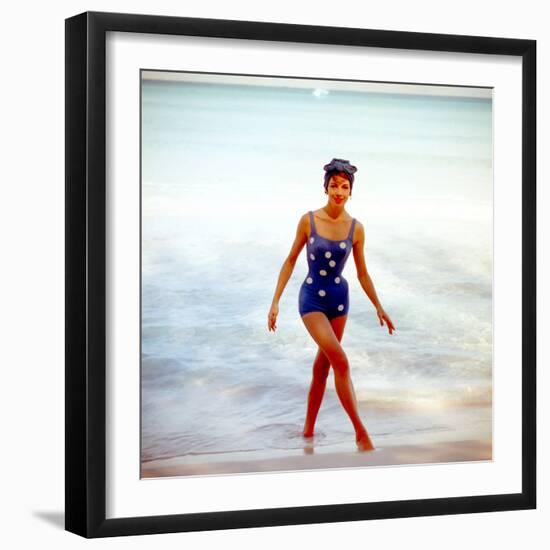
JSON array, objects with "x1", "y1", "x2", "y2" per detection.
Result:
[{"x1": 323, "y1": 158, "x2": 358, "y2": 185}]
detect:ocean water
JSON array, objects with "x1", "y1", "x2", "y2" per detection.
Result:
[{"x1": 141, "y1": 77, "x2": 493, "y2": 464}]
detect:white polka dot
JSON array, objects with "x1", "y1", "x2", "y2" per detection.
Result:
[
  {"x1": 306, "y1": 277, "x2": 313, "y2": 284},
  {"x1": 335, "y1": 277, "x2": 341, "y2": 284},
  {"x1": 319, "y1": 270, "x2": 327, "y2": 276},
  {"x1": 325, "y1": 251, "x2": 332, "y2": 259},
  {"x1": 318, "y1": 290, "x2": 326, "y2": 297},
  {"x1": 339, "y1": 242, "x2": 347, "y2": 249},
  {"x1": 338, "y1": 305, "x2": 344, "y2": 311},
  {"x1": 310, "y1": 254, "x2": 315, "y2": 261},
  {"x1": 329, "y1": 260, "x2": 336, "y2": 267},
  {"x1": 310, "y1": 237, "x2": 315, "y2": 244}
]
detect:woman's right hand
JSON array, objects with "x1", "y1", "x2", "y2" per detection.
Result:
[{"x1": 268, "y1": 303, "x2": 279, "y2": 332}]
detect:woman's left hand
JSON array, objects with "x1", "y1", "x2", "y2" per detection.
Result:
[{"x1": 376, "y1": 307, "x2": 395, "y2": 335}]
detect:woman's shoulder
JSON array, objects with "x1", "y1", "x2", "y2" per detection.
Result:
[
  {"x1": 297, "y1": 211, "x2": 312, "y2": 233},
  {"x1": 298, "y1": 211, "x2": 312, "y2": 224},
  {"x1": 351, "y1": 218, "x2": 365, "y2": 243}
]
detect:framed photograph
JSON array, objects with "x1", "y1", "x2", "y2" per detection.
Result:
[{"x1": 65, "y1": 11, "x2": 536, "y2": 538}]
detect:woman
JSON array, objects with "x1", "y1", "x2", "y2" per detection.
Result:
[{"x1": 268, "y1": 158, "x2": 395, "y2": 451}]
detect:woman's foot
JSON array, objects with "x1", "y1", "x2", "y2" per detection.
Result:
[{"x1": 356, "y1": 431, "x2": 375, "y2": 452}]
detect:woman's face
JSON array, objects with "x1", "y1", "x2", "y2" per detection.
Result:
[{"x1": 326, "y1": 172, "x2": 351, "y2": 206}]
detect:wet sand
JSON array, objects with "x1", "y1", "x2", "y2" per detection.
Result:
[{"x1": 141, "y1": 438, "x2": 492, "y2": 479}]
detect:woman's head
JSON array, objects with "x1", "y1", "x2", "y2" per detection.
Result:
[{"x1": 323, "y1": 158, "x2": 357, "y2": 195}]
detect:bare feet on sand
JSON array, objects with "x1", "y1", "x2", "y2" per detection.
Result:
[
  {"x1": 356, "y1": 431, "x2": 375, "y2": 452},
  {"x1": 303, "y1": 428, "x2": 374, "y2": 451}
]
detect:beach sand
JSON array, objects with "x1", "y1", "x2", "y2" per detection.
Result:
[{"x1": 141, "y1": 437, "x2": 492, "y2": 479}]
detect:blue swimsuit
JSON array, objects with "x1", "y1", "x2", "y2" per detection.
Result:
[{"x1": 299, "y1": 211, "x2": 356, "y2": 320}]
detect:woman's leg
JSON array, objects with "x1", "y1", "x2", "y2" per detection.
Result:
[
  {"x1": 301, "y1": 312, "x2": 374, "y2": 451},
  {"x1": 302, "y1": 315, "x2": 347, "y2": 437}
]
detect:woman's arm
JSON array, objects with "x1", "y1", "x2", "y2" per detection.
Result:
[
  {"x1": 268, "y1": 214, "x2": 308, "y2": 331},
  {"x1": 352, "y1": 222, "x2": 395, "y2": 334}
]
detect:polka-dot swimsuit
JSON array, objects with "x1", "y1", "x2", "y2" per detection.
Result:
[{"x1": 299, "y1": 211, "x2": 356, "y2": 320}]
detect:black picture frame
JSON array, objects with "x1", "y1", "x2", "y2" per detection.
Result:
[{"x1": 65, "y1": 11, "x2": 536, "y2": 538}]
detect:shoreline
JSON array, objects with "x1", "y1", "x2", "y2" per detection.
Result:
[{"x1": 141, "y1": 437, "x2": 492, "y2": 479}]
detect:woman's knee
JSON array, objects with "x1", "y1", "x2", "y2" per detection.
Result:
[
  {"x1": 313, "y1": 352, "x2": 330, "y2": 380},
  {"x1": 328, "y1": 349, "x2": 349, "y2": 375}
]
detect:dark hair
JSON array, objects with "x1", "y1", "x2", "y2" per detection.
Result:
[{"x1": 323, "y1": 158, "x2": 358, "y2": 193}]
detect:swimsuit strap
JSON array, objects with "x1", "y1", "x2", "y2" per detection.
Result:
[
  {"x1": 347, "y1": 218, "x2": 356, "y2": 241},
  {"x1": 308, "y1": 211, "x2": 317, "y2": 235}
]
